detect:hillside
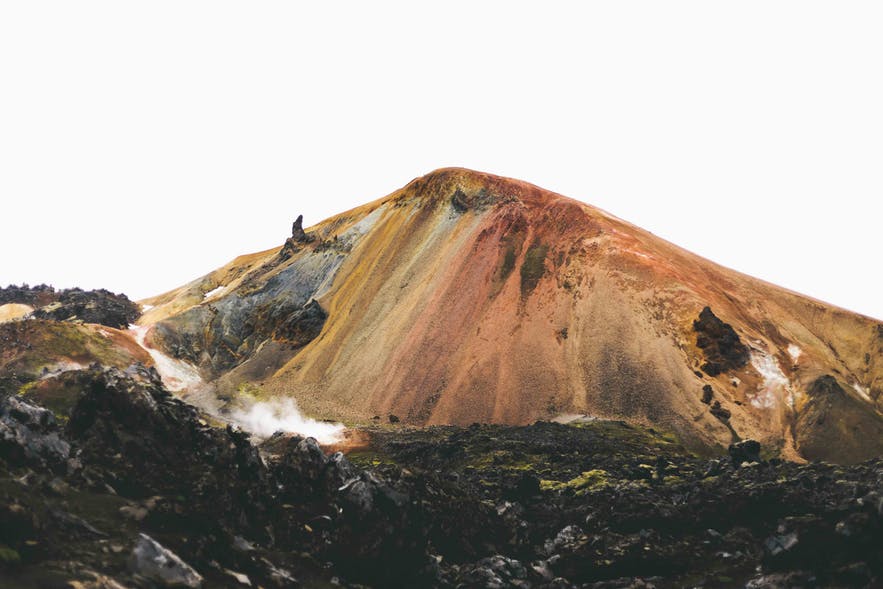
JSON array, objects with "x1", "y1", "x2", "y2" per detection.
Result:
[{"x1": 141, "y1": 168, "x2": 883, "y2": 463}]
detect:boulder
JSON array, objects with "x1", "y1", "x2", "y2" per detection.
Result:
[
  {"x1": 128, "y1": 533, "x2": 203, "y2": 587},
  {"x1": 0, "y1": 396, "x2": 70, "y2": 471},
  {"x1": 729, "y1": 439, "x2": 762, "y2": 467}
]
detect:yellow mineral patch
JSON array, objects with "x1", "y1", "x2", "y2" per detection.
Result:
[{"x1": 0, "y1": 303, "x2": 33, "y2": 323}]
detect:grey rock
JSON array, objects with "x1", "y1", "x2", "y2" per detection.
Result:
[
  {"x1": 764, "y1": 531, "x2": 798, "y2": 556},
  {"x1": 0, "y1": 396, "x2": 70, "y2": 470},
  {"x1": 128, "y1": 533, "x2": 203, "y2": 587},
  {"x1": 544, "y1": 524, "x2": 584, "y2": 556}
]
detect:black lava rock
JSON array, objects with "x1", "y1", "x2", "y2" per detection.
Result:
[
  {"x1": 693, "y1": 306, "x2": 750, "y2": 376},
  {"x1": 729, "y1": 439, "x2": 762, "y2": 467}
]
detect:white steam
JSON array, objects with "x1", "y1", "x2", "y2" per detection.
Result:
[
  {"x1": 128, "y1": 324, "x2": 203, "y2": 392},
  {"x1": 229, "y1": 398, "x2": 345, "y2": 445}
]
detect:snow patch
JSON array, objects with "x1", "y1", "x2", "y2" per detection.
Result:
[
  {"x1": 552, "y1": 413, "x2": 599, "y2": 424},
  {"x1": 787, "y1": 344, "x2": 802, "y2": 362},
  {"x1": 229, "y1": 398, "x2": 345, "y2": 444},
  {"x1": 203, "y1": 285, "x2": 226, "y2": 300},
  {"x1": 129, "y1": 325, "x2": 203, "y2": 392},
  {"x1": 750, "y1": 350, "x2": 795, "y2": 409},
  {"x1": 39, "y1": 361, "x2": 86, "y2": 378},
  {"x1": 852, "y1": 382, "x2": 872, "y2": 402},
  {"x1": 141, "y1": 304, "x2": 154, "y2": 312}
]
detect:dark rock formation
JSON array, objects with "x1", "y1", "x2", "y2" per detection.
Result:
[
  {"x1": 153, "y1": 296, "x2": 329, "y2": 377},
  {"x1": 269, "y1": 299, "x2": 326, "y2": 346},
  {"x1": 693, "y1": 306, "x2": 750, "y2": 376},
  {"x1": 729, "y1": 439, "x2": 761, "y2": 466},
  {"x1": 450, "y1": 187, "x2": 498, "y2": 212},
  {"x1": 0, "y1": 367, "x2": 435, "y2": 587},
  {"x1": 3, "y1": 368, "x2": 883, "y2": 587},
  {"x1": 710, "y1": 400, "x2": 732, "y2": 422},
  {"x1": 0, "y1": 284, "x2": 140, "y2": 329},
  {"x1": 0, "y1": 284, "x2": 57, "y2": 307},
  {"x1": 0, "y1": 396, "x2": 70, "y2": 472},
  {"x1": 701, "y1": 384, "x2": 713, "y2": 404},
  {"x1": 280, "y1": 215, "x2": 315, "y2": 259},
  {"x1": 361, "y1": 422, "x2": 883, "y2": 588},
  {"x1": 33, "y1": 288, "x2": 140, "y2": 329},
  {"x1": 291, "y1": 215, "x2": 308, "y2": 243}
]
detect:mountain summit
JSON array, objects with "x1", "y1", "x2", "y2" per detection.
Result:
[{"x1": 140, "y1": 168, "x2": 883, "y2": 463}]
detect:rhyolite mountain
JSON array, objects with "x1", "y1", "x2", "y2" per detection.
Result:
[
  {"x1": 139, "y1": 168, "x2": 883, "y2": 463},
  {"x1": 4, "y1": 170, "x2": 883, "y2": 589}
]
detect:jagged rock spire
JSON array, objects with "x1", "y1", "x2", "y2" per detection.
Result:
[{"x1": 291, "y1": 215, "x2": 308, "y2": 243}]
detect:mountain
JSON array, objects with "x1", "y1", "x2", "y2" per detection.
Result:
[
  {"x1": 140, "y1": 168, "x2": 883, "y2": 463},
  {"x1": 4, "y1": 169, "x2": 883, "y2": 588}
]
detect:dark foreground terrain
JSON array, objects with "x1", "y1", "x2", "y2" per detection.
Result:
[{"x1": 2, "y1": 367, "x2": 882, "y2": 588}]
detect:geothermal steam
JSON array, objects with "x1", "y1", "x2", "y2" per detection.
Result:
[{"x1": 230, "y1": 398, "x2": 345, "y2": 444}]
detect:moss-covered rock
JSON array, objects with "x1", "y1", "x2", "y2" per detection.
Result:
[{"x1": 540, "y1": 469, "x2": 611, "y2": 494}]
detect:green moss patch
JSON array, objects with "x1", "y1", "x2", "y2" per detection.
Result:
[
  {"x1": 520, "y1": 243, "x2": 548, "y2": 295},
  {"x1": 0, "y1": 544, "x2": 21, "y2": 566},
  {"x1": 541, "y1": 469, "x2": 611, "y2": 495},
  {"x1": 500, "y1": 245, "x2": 517, "y2": 282}
]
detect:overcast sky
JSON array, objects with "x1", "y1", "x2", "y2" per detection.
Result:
[{"x1": 1, "y1": 2, "x2": 881, "y2": 320}]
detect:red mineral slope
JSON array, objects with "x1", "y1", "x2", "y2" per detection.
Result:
[{"x1": 142, "y1": 168, "x2": 883, "y2": 462}]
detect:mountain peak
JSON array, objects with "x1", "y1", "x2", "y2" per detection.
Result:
[{"x1": 395, "y1": 167, "x2": 573, "y2": 212}]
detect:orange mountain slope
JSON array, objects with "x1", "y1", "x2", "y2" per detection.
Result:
[{"x1": 141, "y1": 168, "x2": 883, "y2": 462}]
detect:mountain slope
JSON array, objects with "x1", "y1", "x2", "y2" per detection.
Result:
[{"x1": 141, "y1": 168, "x2": 883, "y2": 462}]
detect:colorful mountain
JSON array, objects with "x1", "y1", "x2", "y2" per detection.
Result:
[{"x1": 139, "y1": 168, "x2": 883, "y2": 463}]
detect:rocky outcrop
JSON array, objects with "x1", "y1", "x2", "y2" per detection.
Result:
[
  {"x1": 152, "y1": 296, "x2": 328, "y2": 378},
  {"x1": 0, "y1": 284, "x2": 57, "y2": 307},
  {"x1": 151, "y1": 246, "x2": 338, "y2": 377},
  {"x1": 279, "y1": 214, "x2": 315, "y2": 259},
  {"x1": 128, "y1": 534, "x2": 203, "y2": 588},
  {"x1": 2, "y1": 368, "x2": 883, "y2": 587},
  {"x1": 360, "y1": 423, "x2": 883, "y2": 588},
  {"x1": 0, "y1": 396, "x2": 70, "y2": 472},
  {"x1": 729, "y1": 439, "x2": 762, "y2": 466},
  {"x1": 1, "y1": 284, "x2": 140, "y2": 329},
  {"x1": 291, "y1": 215, "x2": 309, "y2": 243},
  {"x1": 0, "y1": 367, "x2": 436, "y2": 587},
  {"x1": 693, "y1": 306, "x2": 750, "y2": 376}
]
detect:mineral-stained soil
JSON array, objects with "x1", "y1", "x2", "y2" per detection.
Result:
[{"x1": 2, "y1": 369, "x2": 882, "y2": 588}]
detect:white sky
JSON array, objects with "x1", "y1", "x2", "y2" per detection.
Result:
[{"x1": 1, "y1": 2, "x2": 881, "y2": 320}]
